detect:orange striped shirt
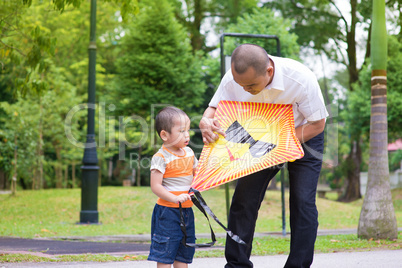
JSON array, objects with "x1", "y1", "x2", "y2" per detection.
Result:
[{"x1": 151, "y1": 145, "x2": 198, "y2": 208}]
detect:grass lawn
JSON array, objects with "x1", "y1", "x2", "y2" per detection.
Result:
[{"x1": 0, "y1": 187, "x2": 401, "y2": 262}]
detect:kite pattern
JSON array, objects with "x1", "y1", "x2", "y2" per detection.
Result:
[
  {"x1": 225, "y1": 120, "x2": 277, "y2": 158},
  {"x1": 192, "y1": 100, "x2": 304, "y2": 192}
]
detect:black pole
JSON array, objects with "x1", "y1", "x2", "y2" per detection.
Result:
[
  {"x1": 219, "y1": 35, "x2": 231, "y2": 220},
  {"x1": 280, "y1": 167, "x2": 286, "y2": 236},
  {"x1": 80, "y1": 0, "x2": 99, "y2": 224}
]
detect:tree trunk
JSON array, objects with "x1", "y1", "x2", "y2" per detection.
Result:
[
  {"x1": 358, "y1": 0, "x2": 397, "y2": 240},
  {"x1": 34, "y1": 97, "x2": 44, "y2": 190},
  {"x1": 342, "y1": 0, "x2": 362, "y2": 201},
  {"x1": 54, "y1": 162, "x2": 62, "y2": 188},
  {"x1": 346, "y1": 0, "x2": 359, "y2": 90},
  {"x1": 108, "y1": 157, "x2": 113, "y2": 182},
  {"x1": 339, "y1": 139, "x2": 362, "y2": 202},
  {"x1": 190, "y1": 0, "x2": 204, "y2": 51},
  {"x1": 136, "y1": 146, "x2": 142, "y2": 186},
  {"x1": 54, "y1": 144, "x2": 62, "y2": 188},
  {"x1": 0, "y1": 170, "x2": 6, "y2": 190},
  {"x1": 11, "y1": 135, "x2": 17, "y2": 195},
  {"x1": 64, "y1": 165, "x2": 68, "y2": 188},
  {"x1": 358, "y1": 71, "x2": 397, "y2": 239},
  {"x1": 72, "y1": 162, "x2": 76, "y2": 188}
]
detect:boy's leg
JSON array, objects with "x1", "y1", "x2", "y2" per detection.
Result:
[
  {"x1": 157, "y1": 263, "x2": 172, "y2": 268},
  {"x1": 156, "y1": 261, "x2": 190, "y2": 268},
  {"x1": 225, "y1": 167, "x2": 279, "y2": 268},
  {"x1": 173, "y1": 261, "x2": 188, "y2": 268},
  {"x1": 175, "y1": 207, "x2": 195, "y2": 264},
  {"x1": 148, "y1": 205, "x2": 186, "y2": 265},
  {"x1": 285, "y1": 131, "x2": 324, "y2": 268}
]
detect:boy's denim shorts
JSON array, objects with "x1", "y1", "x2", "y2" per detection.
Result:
[{"x1": 147, "y1": 204, "x2": 195, "y2": 264}]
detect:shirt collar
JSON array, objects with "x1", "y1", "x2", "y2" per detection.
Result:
[{"x1": 265, "y1": 55, "x2": 285, "y2": 91}]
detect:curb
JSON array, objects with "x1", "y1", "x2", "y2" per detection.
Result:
[{"x1": 48, "y1": 228, "x2": 360, "y2": 243}]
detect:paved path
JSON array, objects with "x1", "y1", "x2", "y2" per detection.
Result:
[
  {"x1": 2, "y1": 250, "x2": 402, "y2": 267},
  {"x1": 0, "y1": 229, "x2": 357, "y2": 256},
  {"x1": 1, "y1": 229, "x2": 402, "y2": 267},
  {"x1": 0, "y1": 237, "x2": 150, "y2": 256}
]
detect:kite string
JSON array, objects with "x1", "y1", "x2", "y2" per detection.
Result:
[
  {"x1": 189, "y1": 188, "x2": 247, "y2": 245},
  {"x1": 179, "y1": 199, "x2": 216, "y2": 248}
]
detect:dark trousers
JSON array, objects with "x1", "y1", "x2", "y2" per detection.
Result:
[{"x1": 225, "y1": 131, "x2": 325, "y2": 268}]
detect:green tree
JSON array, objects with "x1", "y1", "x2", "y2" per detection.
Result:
[
  {"x1": 0, "y1": 0, "x2": 133, "y2": 189},
  {"x1": 265, "y1": 0, "x2": 374, "y2": 202},
  {"x1": 0, "y1": 63, "x2": 84, "y2": 189},
  {"x1": 1, "y1": 97, "x2": 45, "y2": 191},
  {"x1": 168, "y1": 0, "x2": 259, "y2": 51},
  {"x1": 0, "y1": 1, "x2": 56, "y2": 95},
  {"x1": 346, "y1": 35, "x2": 402, "y2": 174},
  {"x1": 200, "y1": 7, "x2": 300, "y2": 119},
  {"x1": 0, "y1": 0, "x2": 137, "y2": 95},
  {"x1": 387, "y1": 0, "x2": 402, "y2": 39},
  {"x1": 358, "y1": 0, "x2": 398, "y2": 240},
  {"x1": 265, "y1": 0, "x2": 371, "y2": 89},
  {"x1": 386, "y1": 35, "x2": 402, "y2": 139},
  {"x1": 110, "y1": 0, "x2": 205, "y2": 115},
  {"x1": 202, "y1": 7, "x2": 300, "y2": 114},
  {"x1": 224, "y1": 8, "x2": 300, "y2": 58},
  {"x1": 108, "y1": 0, "x2": 206, "y2": 184},
  {"x1": 201, "y1": 7, "x2": 301, "y2": 131}
]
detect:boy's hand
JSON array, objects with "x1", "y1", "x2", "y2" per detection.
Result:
[{"x1": 175, "y1": 193, "x2": 191, "y2": 204}]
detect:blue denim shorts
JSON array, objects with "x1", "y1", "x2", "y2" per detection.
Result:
[{"x1": 147, "y1": 204, "x2": 195, "y2": 264}]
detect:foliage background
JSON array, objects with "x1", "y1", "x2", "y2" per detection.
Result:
[{"x1": 0, "y1": 0, "x2": 401, "y2": 204}]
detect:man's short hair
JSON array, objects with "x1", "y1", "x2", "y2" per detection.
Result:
[
  {"x1": 155, "y1": 106, "x2": 187, "y2": 137},
  {"x1": 231, "y1": 44, "x2": 269, "y2": 76}
]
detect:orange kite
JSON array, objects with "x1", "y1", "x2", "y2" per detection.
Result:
[{"x1": 191, "y1": 100, "x2": 304, "y2": 192}]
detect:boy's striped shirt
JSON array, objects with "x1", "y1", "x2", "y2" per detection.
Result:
[{"x1": 151, "y1": 145, "x2": 198, "y2": 208}]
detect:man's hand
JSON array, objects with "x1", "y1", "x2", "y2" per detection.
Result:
[
  {"x1": 199, "y1": 107, "x2": 226, "y2": 145},
  {"x1": 295, "y1": 118, "x2": 326, "y2": 143},
  {"x1": 199, "y1": 117, "x2": 225, "y2": 145}
]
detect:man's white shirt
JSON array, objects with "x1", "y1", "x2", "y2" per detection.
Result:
[{"x1": 209, "y1": 55, "x2": 329, "y2": 128}]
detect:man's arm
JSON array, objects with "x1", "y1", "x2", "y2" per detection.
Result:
[
  {"x1": 295, "y1": 118, "x2": 325, "y2": 143},
  {"x1": 199, "y1": 107, "x2": 226, "y2": 145}
]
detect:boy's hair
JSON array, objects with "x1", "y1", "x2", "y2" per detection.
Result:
[{"x1": 155, "y1": 106, "x2": 187, "y2": 138}]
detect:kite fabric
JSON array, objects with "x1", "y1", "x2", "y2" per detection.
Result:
[{"x1": 191, "y1": 100, "x2": 304, "y2": 192}]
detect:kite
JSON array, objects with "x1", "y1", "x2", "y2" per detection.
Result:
[
  {"x1": 191, "y1": 100, "x2": 304, "y2": 192},
  {"x1": 182, "y1": 100, "x2": 304, "y2": 248}
]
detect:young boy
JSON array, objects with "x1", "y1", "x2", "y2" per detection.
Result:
[{"x1": 148, "y1": 106, "x2": 198, "y2": 268}]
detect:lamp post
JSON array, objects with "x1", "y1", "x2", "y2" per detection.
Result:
[{"x1": 80, "y1": 0, "x2": 99, "y2": 224}]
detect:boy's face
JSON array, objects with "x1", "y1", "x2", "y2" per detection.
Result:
[{"x1": 163, "y1": 115, "x2": 191, "y2": 151}]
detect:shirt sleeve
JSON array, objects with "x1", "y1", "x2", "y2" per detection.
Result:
[
  {"x1": 209, "y1": 70, "x2": 237, "y2": 107},
  {"x1": 150, "y1": 155, "x2": 166, "y2": 174},
  {"x1": 193, "y1": 155, "x2": 198, "y2": 168},
  {"x1": 296, "y1": 74, "x2": 329, "y2": 122}
]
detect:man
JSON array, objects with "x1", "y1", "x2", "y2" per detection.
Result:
[{"x1": 199, "y1": 44, "x2": 328, "y2": 268}]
